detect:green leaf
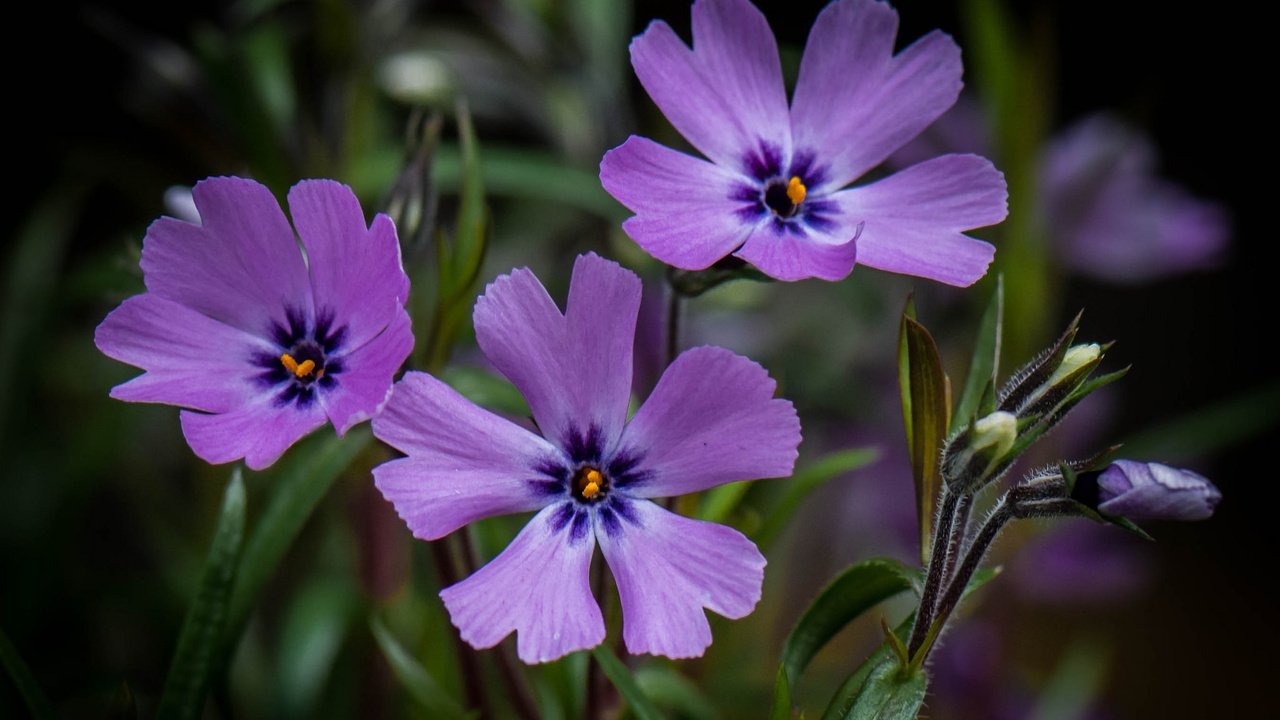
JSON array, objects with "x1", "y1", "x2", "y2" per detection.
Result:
[
  {"x1": 275, "y1": 577, "x2": 357, "y2": 719},
  {"x1": 222, "y1": 429, "x2": 371, "y2": 658},
  {"x1": 370, "y1": 616, "x2": 472, "y2": 720},
  {"x1": 833, "y1": 655, "x2": 927, "y2": 720},
  {"x1": 432, "y1": 144, "x2": 623, "y2": 221},
  {"x1": 590, "y1": 645, "x2": 663, "y2": 720},
  {"x1": 0, "y1": 625, "x2": 57, "y2": 720},
  {"x1": 157, "y1": 469, "x2": 247, "y2": 720},
  {"x1": 1029, "y1": 637, "x2": 1110, "y2": 720},
  {"x1": 769, "y1": 665, "x2": 792, "y2": 720},
  {"x1": 1121, "y1": 380, "x2": 1280, "y2": 462},
  {"x1": 899, "y1": 309, "x2": 950, "y2": 564},
  {"x1": 634, "y1": 664, "x2": 717, "y2": 720},
  {"x1": 695, "y1": 479, "x2": 753, "y2": 524},
  {"x1": 752, "y1": 448, "x2": 879, "y2": 549},
  {"x1": 779, "y1": 558, "x2": 917, "y2": 695},
  {"x1": 820, "y1": 616, "x2": 913, "y2": 720},
  {"x1": 440, "y1": 365, "x2": 530, "y2": 418},
  {"x1": 952, "y1": 276, "x2": 1004, "y2": 434}
]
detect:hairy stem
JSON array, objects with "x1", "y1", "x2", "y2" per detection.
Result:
[
  {"x1": 908, "y1": 489, "x2": 961, "y2": 654},
  {"x1": 910, "y1": 500, "x2": 1013, "y2": 660}
]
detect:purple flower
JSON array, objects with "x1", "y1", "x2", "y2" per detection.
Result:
[
  {"x1": 95, "y1": 177, "x2": 414, "y2": 470},
  {"x1": 372, "y1": 254, "x2": 800, "y2": 662},
  {"x1": 1041, "y1": 115, "x2": 1231, "y2": 282},
  {"x1": 892, "y1": 100, "x2": 1231, "y2": 282},
  {"x1": 1093, "y1": 460, "x2": 1221, "y2": 521},
  {"x1": 599, "y1": 0, "x2": 1007, "y2": 283}
]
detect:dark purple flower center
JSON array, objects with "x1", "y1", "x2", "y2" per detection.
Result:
[
  {"x1": 763, "y1": 177, "x2": 805, "y2": 218},
  {"x1": 253, "y1": 307, "x2": 347, "y2": 408},
  {"x1": 730, "y1": 142, "x2": 838, "y2": 237}
]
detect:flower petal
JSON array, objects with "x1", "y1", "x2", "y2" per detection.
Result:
[
  {"x1": 1096, "y1": 460, "x2": 1221, "y2": 521},
  {"x1": 141, "y1": 177, "x2": 312, "y2": 335},
  {"x1": 630, "y1": 0, "x2": 789, "y2": 169},
  {"x1": 179, "y1": 399, "x2": 328, "y2": 471},
  {"x1": 733, "y1": 217, "x2": 860, "y2": 281},
  {"x1": 95, "y1": 294, "x2": 272, "y2": 413},
  {"x1": 833, "y1": 154, "x2": 1007, "y2": 286},
  {"x1": 287, "y1": 180, "x2": 411, "y2": 348},
  {"x1": 473, "y1": 254, "x2": 640, "y2": 452},
  {"x1": 601, "y1": 136, "x2": 758, "y2": 270},
  {"x1": 440, "y1": 503, "x2": 604, "y2": 663},
  {"x1": 372, "y1": 371, "x2": 563, "y2": 540},
  {"x1": 791, "y1": 0, "x2": 963, "y2": 189},
  {"x1": 596, "y1": 499, "x2": 764, "y2": 659},
  {"x1": 617, "y1": 346, "x2": 799, "y2": 498},
  {"x1": 320, "y1": 307, "x2": 414, "y2": 435},
  {"x1": 1041, "y1": 115, "x2": 1230, "y2": 282}
]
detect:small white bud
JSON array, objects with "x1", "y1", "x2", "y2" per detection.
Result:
[
  {"x1": 1047, "y1": 343, "x2": 1101, "y2": 387},
  {"x1": 971, "y1": 411, "x2": 1017, "y2": 457}
]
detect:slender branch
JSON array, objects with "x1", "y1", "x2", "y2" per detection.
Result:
[
  {"x1": 430, "y1": 537, "x2": 489, "y2": 718},
  {"x1": 494, "y1": 641, "x2": 541, "y2": 720},
  {"x1": 585, "y1": 555, "x2": 607, "y2": 720},
  {"x1": 941, "y1": 494, "x2": 974, "y2": 587},
  {"x1": 666, "y1": 284, "x2": 683, "y2": 367},
  {"x1": 907, "y1": 489, "x2": 961, "y2": 654},
  {"x1": 909, "y1": 500, "x2": 1014, "y2": 660}
]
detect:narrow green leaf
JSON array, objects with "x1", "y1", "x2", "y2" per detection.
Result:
[
  {"x1": 276, "y1": 578, "x2": 357, "y2": 718},
  {"x1": 753, "y1": 448, "x2": 879, "y2": 549},
  {"x1": 0, "y1": 625, "x2": 57, "y2": 720},
  {"x1": 901, "y1": 313, "x2": 950, "y2": 564},
  {"x1": 591, "y1": 645, "x2": 663, "y2": 720},
  {"x1": 820, "y1": 615, "x2": 913, "y2": 720},
  {"x1": 432, "y1": 145, "x2": 623, "y2": 221},
  {"x1": 769, "y1": 665, "x2": 792, "y2": 720},
  {"x1": 952, "y1": 276, "x2": 1004, "y2": 433},
  {"x1": 837, "y1": 655, "x2": 927, "y2": 720},
  {"x1": 370, "y1": 617, "x2": 472, "y2": 720},
  {"x1": 157, "y1": 469, "x2": 247, "y2": 720},
  {"x1": 440, "y1": 365, "x2": 530, "y2": 418},
  {"x1": 634, "y1": 665, "x2": 717, "y2": 720},
  {"x1": 451, "y1": 99, "x2": 487, "y2": 290},
  {"x1": 780, "y1": 558, "x2": 917, "y2": 693},
  {"x1": 1029, "y1": 637, "x2": 1110, "y2": 720},
  {"x1": 1121, "y1": 380, "x2": 1280, "y2": 461},
  {"x1": 696, "y1": 480, "x2": 753, "y2": 524},
  {"x1": 897, "y1": 295, "x2": 918, "y2": 459},
  {"x1": 223, "y1": 429, "x2": 371, "y2": 655}
]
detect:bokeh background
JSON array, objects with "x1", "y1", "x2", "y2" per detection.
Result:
[{"x1": 3, "y1": 0, "x2": 1273, "y2": 717}]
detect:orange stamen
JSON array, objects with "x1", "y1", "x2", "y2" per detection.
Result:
[{"x1": 786, "y1": 176, "x2": 807, "y2": 205}]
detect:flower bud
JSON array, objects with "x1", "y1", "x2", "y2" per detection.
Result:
[
  {"x1": 971, "y1": 411, "x2": 1017, "y2": 456},
  {"x1": 1087, "y1": 460, "x2": 1221, "y2": 521},
  {"x1": 941, "y1": 411, "x2": 1019, "y2": 492},
  {"x1": 1046, "y1": 344, "x2": 1101, "y2": 387}
]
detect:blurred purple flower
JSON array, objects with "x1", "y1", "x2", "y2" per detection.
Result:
[
  {"x1": 95, "y1": 177, "x2": 413, "y2": 470},
  {"x1": 372, "y1": 254, "x2": 800, "y2": 662},
  {"x1": 893, "y1": 99, "x2": 1230, "y2": 282},
  {"x1": 1009, "y1": 523, "x2": 1150, "y2": 606},
  {"x1": 600, "y1": 0, "x2": 1007, "y2": 283},
  {"x1": 1042, "y1": 115, "x2": 1230, "y2": 282},
  {"x1": 1094, "y1": 460, "x2": 1221, "y2": 521}
]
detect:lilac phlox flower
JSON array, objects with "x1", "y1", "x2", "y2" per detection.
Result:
[
  {"x1": 1093, "y1": 460, "x2": 1221, "y2": 521},
  {"x1": 1041, "y1": 115, "x2": 1230, "y2": 282},
  {"x1": 372, "y1": 253, "x2": 801, "y2": 662},
  {"x1": 95, "y1": 177, "x2": 413, "y2": 470},
  {"x1": 600, "y1": 0, "x2": 1008, "y2": 283},
  {"x1": 892, "y1": 99, "x2": 1231, "y2": 282}
]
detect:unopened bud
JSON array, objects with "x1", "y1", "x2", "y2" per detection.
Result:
[
  {"x1": 1047, "y1": 344, "x2": 1101, "y2": 387},
  {"x1": 971, "y1": 411, "x2": 1017, "y2": 457}
]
